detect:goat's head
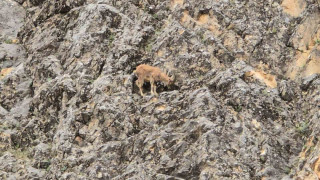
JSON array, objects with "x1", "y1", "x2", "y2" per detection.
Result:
[{"x1": 162, "y1": 69, "x2": 175, "y2": 86}]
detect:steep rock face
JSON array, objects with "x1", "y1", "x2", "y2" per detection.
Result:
[
  {"x1": 0, "y1": 0, "x2": 26, "y2": 73},
  {"x1": 1, "y1": 0, "x2": 320, "y2": 179}
]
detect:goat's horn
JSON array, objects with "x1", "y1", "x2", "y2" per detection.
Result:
[
  {"x1": 163, "y1": 69, "x2": 167, "y2": 75},
  {"x1": 169, "y1": 70, "x2": 175, "y2": 81}
]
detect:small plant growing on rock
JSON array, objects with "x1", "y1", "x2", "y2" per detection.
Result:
[
  {"x1": 155, "y1": 28, "x2": 162, "y2": 36},
  {"x1": 296, "y1": 121, "x2": 309, "y2": 135},
  {"x1": 108, "y1": 33, "x2": 115, "y2": 47},
  {"x1": 9, "y1": 148, "x2": 30, "y2": 160},
  {"x1": 196, "y1": 31, "x2": 205, "y2": 42},
  {"x1": 283, "y1": 166, "x2": 291, "y2": 174},
  {"x1": 233, "y1": 105, "x2": 242, "y2": 112},
  {"x1": 89, "y1": 79, "x2": 94, "y2": 84},
  {"x1": 61, "y1": 165, "x2": 67, "y2": 172},
  {"x1": 0, "y1": 123, "x2": 9, "y2": 132},
  {"x1": 152, "y1": 13, "x2": 159, "y2": 20},
  {"x1": 46, "y1": 165, "x2": 51, "y2": 172},
  {"x1": 262, "y1": 89, "x2": 268, "y2": 95},
  {"x1": 145, "y1": 43, "x2": 153, "y2": 52},
  {"x1": 4, "y1": 39, "x2": 12, "y2": 44}
]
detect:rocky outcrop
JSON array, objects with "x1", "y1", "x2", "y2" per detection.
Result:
[{"x1": 1, "y1": 0, "x2": 320, "y2": 179}]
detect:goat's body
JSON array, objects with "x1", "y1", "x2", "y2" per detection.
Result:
[{"x1": 134, "y1": 64, "x2": 174, "y2": 96}]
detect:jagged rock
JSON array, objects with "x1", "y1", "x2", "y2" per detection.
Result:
[
  {"x1": 0, "y1": 44, "x2": 25, "y2": 62},
  {"x1": 0, "y1": 51, "x2": 6, "y2": 61},
  {"x1": 13, "y1": 0, "x2": 25, "y2": 4},
  {"x1": 25, "y1": 166, "x2": 45, "y2": 179},
  {"x1": 278, "y1": 80, "x2": 296, "y2": 102},
  {"x1": 0, "y1": 0, "x2": 25, "y2": 40},
  {"x1": 1, "y1": 0, "x2": 320, "y2": 179},
  {"x1": 31, "y1": 143, "x2": 51, "y2": 169},
  {"x1": 301, "y1": 73, "x2": 320, "y2": 91},
  {"x1": 0, "y1": 63, "x2": 31, "y2": 112},
  {"x1": 0, "y1": 105, "x2": 8, "y2": 118},
  {"x1": 29, "y1": 0, "x2": 45, "y2": 6}
]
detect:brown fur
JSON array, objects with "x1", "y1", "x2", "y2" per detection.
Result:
[{"x1": 134, "y1": 64, "x2": 174, "y2": 96}]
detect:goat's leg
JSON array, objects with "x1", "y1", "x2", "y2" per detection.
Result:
[
  {"x1": 150, "y1": 79, "x2": 155, "y2": 95},
  {"x1": 136, "y1": 79, "x2": 144, "y2": 96},
  {"x1": 153, "y1": 83, "x2": 158, "y2": 96},
  {"x1": 150, "y1": 78, "x2": 158, "y2": 96}
]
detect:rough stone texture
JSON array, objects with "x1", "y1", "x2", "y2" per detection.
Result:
[
  {"x1": 0, "y1": 0, "x2": 25, "y2": 40},
  {"x1": 1, "y1": 0, "x2": 320, "y2": 179}
]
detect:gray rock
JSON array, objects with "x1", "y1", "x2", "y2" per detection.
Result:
[
  {"x1": 0, "y1": 152, "x2": 18, "y2": 172},
  {"x1": 0, "y1": 105, "x2": 8, "y2": 118},
  {"x1": 1, "y1": 0, "x2": 320, "y2": 179},
  {"x1": 0, "y1": 0, "x2": 25, "y2": 39},
  {"x1": 0, "y1": 51, "x2": 6, "y2": 61},
  {"x1": 13, "y1": 0, "x2": 25, "y2": 4},
  {"x1": 278, "y1": 80, "x2": 296, "y2": 101},
  {"x1": 301, "y1": 74, "x2": 320, "y2": 91},
  {"x1": 26, "y1": 166, "x2": 45, "y2": 179}
]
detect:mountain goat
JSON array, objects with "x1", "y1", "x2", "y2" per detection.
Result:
[{"x1": 133, "y1": 64, "x2": 175, "y2": 96}]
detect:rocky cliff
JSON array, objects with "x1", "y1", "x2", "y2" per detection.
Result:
[{"x1": 1, "y1": 0, "x2": 320, "y2": 179}]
